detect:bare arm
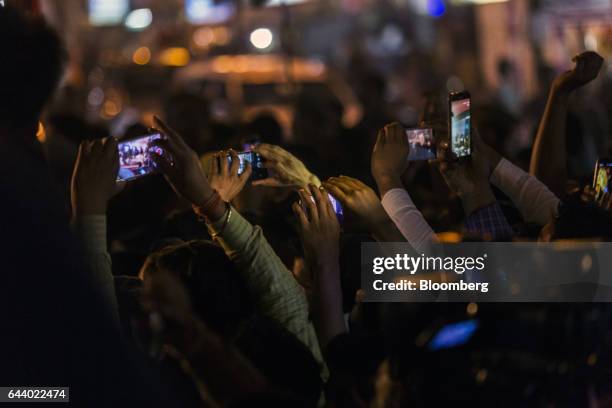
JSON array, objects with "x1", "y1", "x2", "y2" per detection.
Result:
[{"x1": 530, "y1": 51, "x2": 604, "y2": 196}]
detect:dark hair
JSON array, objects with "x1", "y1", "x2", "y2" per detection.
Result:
[
  {"x1": 0, "y1": 6, "x2": 66, "y2": 127},
  {"x1": 143, "y1": 240, "x2": 254, "y2": 337}
]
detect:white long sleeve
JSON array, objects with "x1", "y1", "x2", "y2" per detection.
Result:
[
  {"x1": 490, "y1": 158, "x2": 560, "y2": 226},
  {"x1": 381, "y1": 188, "x2": 438, "y2": 252}
]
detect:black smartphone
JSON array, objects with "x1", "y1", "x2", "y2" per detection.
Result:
[
  {"x1": 117, "y1": 131, "x2": 165, "y2": 182},
  {"x1": 228, "y1": 151, "x2": 269, "y2": 181},
  {"x1": 448, "y1": 91, "x2": 472, "y2": 159},
  {"x1": 593, "y1": 158, "x2": 612, "y2": 201},
  {"x1": 406, "y1": 127, "x2": 436, "y2": 161}
]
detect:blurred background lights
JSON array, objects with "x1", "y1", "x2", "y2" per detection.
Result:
[
  {"x1": 125, "y1": 8, "x2": 152, "y2": 31},
  {"x1": 159, "y1": 47, "x2": 190, "y2": 67},
  {"x1": 427, "y1": 0, "x2": 446, "y2": 18},
  {"x1": 193, "y1": 27, "x2": 214, "y2": 48},
  {"x1": 132, "y1": 46, "x2": 151, "y2": 65},
  {"x1": 250, "y1": 28, "x2": 274, "y2": 50},
  {"x1": 87, "y1": 86, "x2": 105, "y2": 106},
  {"x1": 88, "y1": 0, "x2": 129, "y2": 26}
]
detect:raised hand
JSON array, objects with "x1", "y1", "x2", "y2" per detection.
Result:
[
  {"x1": 552, "y1": 51, "x2": 604, "y2": 95},
  {"x1": 292, "y1": 184, "x2": 345, "y2": 348},
  {"x1": 209, "y1": 150, "x2": 252, "y2": 202},
  {"x1": 292, "y1": 185, "x2": 341, "y2": 269},
  {"x1": 371, "y1": 122, "x2": 409, "y2": 196},
  {"x1": 323, "y1": 175, "x2": 387, "y2": 229},
  {"x1": 150, "y1": 117, "x2": 214, "y2": 206},
  {"x1": 252, "y1": 143, "x2": 320, "y2": 189},
  {"x1": 71, "y1": 137, "x2": 123, "y2": 216},
  {"x1": 435, "y1": 130, "x2": 496, "y2": 215}
]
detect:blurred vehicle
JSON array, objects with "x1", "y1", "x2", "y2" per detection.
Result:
[{"x1": 173, "y1": 54, "x2": 362, "y2": 140}]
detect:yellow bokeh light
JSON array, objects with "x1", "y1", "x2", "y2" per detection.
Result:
[
  {"x1": 132, "y1": 46, "x2": 151, "y2": 65},
  {"x1": 36, "y1": 121, "x2": 46, "y2": 143},
  {"x1": 159, "y1": 47, "x2": 190, "y2": 67}
]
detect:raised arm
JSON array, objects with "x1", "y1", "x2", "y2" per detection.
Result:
[
  {"x1": 371, "y1": 122, "x2": 438, "y2": 251},
  {"x1": 150, "y1": 117, "x2": 326, "y2": 378},
  {"x1": 323, "y1": 175, "x2": 406, "y2": 242},
  {"x1": 70, "y1": 137, "x2": 124, "y2": 327},
  {"x1": 293, "y1": 184, "x2": 346, "y2": 350},
  {"x1": 529, "y1": 51, "x2": 603, "y2": 196}
]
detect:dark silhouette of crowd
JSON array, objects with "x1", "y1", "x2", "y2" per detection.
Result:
[{"x1": 2, "y1": 4, "x2": 612, "y2": 407}]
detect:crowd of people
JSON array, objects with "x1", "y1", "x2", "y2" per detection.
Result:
[{"x1": 3, "y1": 4, "x2": 612, "y2": 407}]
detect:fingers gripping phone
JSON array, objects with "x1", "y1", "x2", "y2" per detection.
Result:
[
  {"x1": 448, "y1": 91, "x2": 472, "y2": 159},
  {"x1": 405, "y1": 128, "x2": 436, "y2": 161},
  {"x1": 593, "y1": 158, "x2": 612, "y2": 202},
  {"x1": 117, "y1": 131, "x2": 166, "y2": 182},
  {"x1": 300, "y1": 193, "x2": 344, "y2": 225},
  {"x1": 227, "y1": 151, "x2": 269, "y2": 181}
]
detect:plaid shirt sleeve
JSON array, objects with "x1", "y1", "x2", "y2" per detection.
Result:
[
  {"x1": 463, "y1": 202, "x2": 514, "y2": 241},
  {"x1": 208, "y1": 207, "x2": 328, "y2": 381}
]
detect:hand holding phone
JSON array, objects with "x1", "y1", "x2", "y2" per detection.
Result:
[
  {"x1": 226, "y1": 150, "x2": 268, "y2": 181},
  {"x1": 371, "y1": 123, "x2": 409, "y2": 196},
  {"x1": 251, "y1": 144, "x2": 320, "y2": 189},
  {"x1": 448, "y1": 91, "x2": 472, "y2": 160},
  {"x1": 72, "y1": 137, "x2": 124, "y2": 216},
  {"x1": 299, "y1": 191, "x2": 344, "y2": 225},
  {"x1": 209, "y1": 150, "x2": 252, "y2": 202}
]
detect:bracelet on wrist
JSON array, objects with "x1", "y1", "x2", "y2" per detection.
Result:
[{"x1": 193, "y1": 190, "x2": 221, "y2": 221}]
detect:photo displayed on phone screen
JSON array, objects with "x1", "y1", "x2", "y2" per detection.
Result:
[
  {"x1": 228, "y1": 151, "x2": 269, "y2": 180},
  {"x1": 593, "y1": 159, "x2": 612, "y2": 201},
  {"x1": 406, "y1": 128, "x2": 436, "y2": 161},
  {"x1": 117, "y1": 133, "x2": 163, "y2": 181},
  {"x1": 450, "y1": 93, "x2": 471, "y2": 159}
]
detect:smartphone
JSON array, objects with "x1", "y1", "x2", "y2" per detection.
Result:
[
  {"x1": 117, "y1": 132, "x2": 165, "y2": 182},
  {"x1": 448, "y1": 91, "x2": 471, "y2": 159},
  {"x1": 427, "y1": 319, "x2": 479, "y2": 351},
  {"x1": 227, "y1": 151, "x2": 269, "y2": 181},
  {"x1": 406, "y1": 128, "x2": 436, "y2": 161},
  {"x1": 300, "y1": 193, "x2": 344, "y2": 225},
  {"x1": 593, "y1": 158, "x2": 612, "y2": 201}
]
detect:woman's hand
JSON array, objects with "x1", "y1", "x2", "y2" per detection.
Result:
[
  {"x1": 323, "y1": 176, "x2": 387, "y2": 230},
  {"x1": 371, "y1": 122, "x2": 409, "y2": 197},
  {"x1": 293, "y1": 184, "x2": 341, "y2": 270},
  {"x1": 151, "y1": 117, "x2": 214, "y2": 207},
  {"x1": 209, "y1": 150, "x2": 252, "y2": 202},
  {"x1": 252, "y1": 143, "x2": 320, "y2": 189},
  {"x1": 71, "y1": 137, "x2": 123, "y2": 216}
]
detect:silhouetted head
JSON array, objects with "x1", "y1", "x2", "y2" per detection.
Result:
[
  {"x1": 0, "y1": 6, "x2": 66, "y2": 136},
  {"x1": 141, "y1": 240, "x2": 254, "y2": 337}
]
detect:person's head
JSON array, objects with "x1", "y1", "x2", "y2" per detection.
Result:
[
  {"x1": 292, "y1": 86, "x2": 343, "y2": 146},
  {"x1": 163, "y1": 92, "x2": 212, "y2": 154},
  {"x1": 140, "y1": 240, "x2": 254, "y2": 337},
  {"x1": 0, "y1": 6, "x2": 66, "y2": 137},
  {"x1": 245, "y1": 113, "x2": 283, "y2": 146}
]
